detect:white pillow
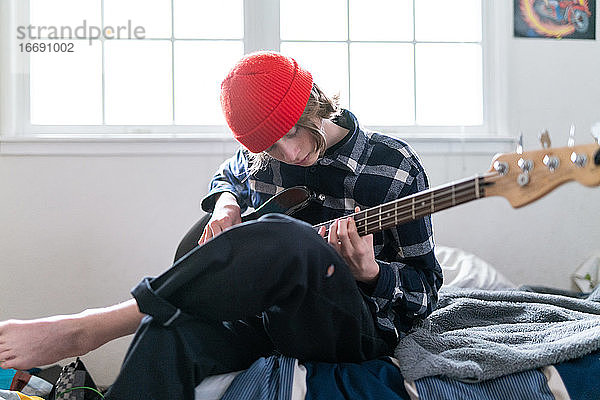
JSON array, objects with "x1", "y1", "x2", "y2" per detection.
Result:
[{"x1": 435, "y1": 246, "x2": 515, "y2": 290}]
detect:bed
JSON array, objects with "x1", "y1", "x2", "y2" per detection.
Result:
[{"x1": 193, "y1": 246, "x2": 600, "y2": 400}]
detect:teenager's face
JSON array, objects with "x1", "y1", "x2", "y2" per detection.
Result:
[{"x1": 264, "y1": 125, "x2": 320, "y2": 166}]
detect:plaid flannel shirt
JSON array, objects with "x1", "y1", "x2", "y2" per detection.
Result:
[{"x1": 201, "y1": 109, "x2": 443, "y2": 344}]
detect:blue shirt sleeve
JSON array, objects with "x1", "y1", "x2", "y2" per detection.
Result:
[{"x1": 201, "y1": 148, "x2": 254, "y2": 214}]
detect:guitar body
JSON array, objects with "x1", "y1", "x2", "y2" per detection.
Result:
[
  {"x1": 241, "y1": 186, "x2": 314, "y2": 222},
  {"x1": 174, "y1": 186, "x2": 314, "y2": 261}
]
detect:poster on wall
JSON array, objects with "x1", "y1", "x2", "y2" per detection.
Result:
[{"x1": 514, "y1": 0, "x2": 596, "y2": 39}]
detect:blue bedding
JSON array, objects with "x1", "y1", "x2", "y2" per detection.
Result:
[
  {"x1": 304, "y1": 353, "x2": 600, "y2": 400},
  {"x1": 305, "y1": 359, "x2": 409, "y2": 400},
  {"x1": 216, "y1": 352, "x2": 600, "y2": 400}
]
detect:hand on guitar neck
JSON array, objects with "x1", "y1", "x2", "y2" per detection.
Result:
[{"x1": 317, "y1": 207, "x2": 380, "y2": 285}]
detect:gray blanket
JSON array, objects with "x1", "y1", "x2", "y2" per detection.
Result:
[{"x1": 394, "y1": 286, "x2": 600, "y2": 382}]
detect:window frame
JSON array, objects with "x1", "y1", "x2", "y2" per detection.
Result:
[{"x1": 1, "y1": 0, "x2": 508, "y2": 139}]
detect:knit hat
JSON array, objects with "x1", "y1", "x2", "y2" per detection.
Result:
[{"x1": 220, "y1": 51, "x2": 313, "y2": 153}]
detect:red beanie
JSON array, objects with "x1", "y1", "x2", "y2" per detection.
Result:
[{"x1": 220, "y1": 51, "x2": 313, "y2": 153}]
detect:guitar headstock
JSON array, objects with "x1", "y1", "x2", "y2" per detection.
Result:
[{"x1": 483, "y1": 142, "x2": 600, "y2": 208}]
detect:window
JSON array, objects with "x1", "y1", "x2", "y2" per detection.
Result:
[
  {"x1": 8, "y1": 0, "x2": 497, "y2": 136},
  {"x1": 19, "y1": 0, "x2": 245, "y2": 133},
  {"x1": 280, "y1": 0, "x2": 485, "y2": 130}
]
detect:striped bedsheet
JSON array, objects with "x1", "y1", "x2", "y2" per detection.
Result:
[{"x1": 195, "y1": 352, "x2": 600, "y2": 400}]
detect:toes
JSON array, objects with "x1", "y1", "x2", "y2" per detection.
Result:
[
  {"x1": 3, "y1": 354, "x2": 24, "y2": 369},
  {"x1": 0, "y1": 355, "x2": 14, "y2": 370}
]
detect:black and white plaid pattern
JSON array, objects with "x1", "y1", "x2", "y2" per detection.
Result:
[
  {"x1": 202, "y1": 109, "x2": 443, "y2": 343},
  {"x1": 51, "y1": 358, "x2": 99, "y2": 400},
  {"x1": 53, "y1": 363, "x2": 85, "y2": 400}
]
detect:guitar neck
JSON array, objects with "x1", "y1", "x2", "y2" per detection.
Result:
[{"x1": 313, "y1": 175, "x2": 492, "y2": 237}]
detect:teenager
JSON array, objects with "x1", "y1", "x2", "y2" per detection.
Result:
[{"x1": 0, "y1": 51, "x2": 442, "y2": 399}]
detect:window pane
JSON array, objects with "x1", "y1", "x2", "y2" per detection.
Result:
[
  {"x1": 174, "y1": 0, "x2": 243, "y2": 39},
  {"x1": 29, "y1": 0, "x2": 101, "y2": 39},
  {"x1": 349, "y1": 0, "x2": 413, "y2": 41},
  {"x1": 280, "y1": 42, "x2": 349, "y2": 108},
  {"x1": 415, "y1": 0, "x2": 482, "y2": 42},
  {"x1": 281, "y1": 0, "x2": 347, "y2": 41},
  {"x1": 350, "y1": 43, "x2": 414, "y2": 126},
  {"x1": 104, "y1": 0, "x2": 170, "y2": 39},
  {"x1": 104, "y1": 41, "x2": 173, "y2": 125},
  {"x1": 30, "y1": 41, "x2": 102, "y2": 125},
  {"x1": 174, "y1": 41, "x2": 243, "y2": 125},
  {"x1": 416, "y1": 43, "x2": 482, "y2": 125}
]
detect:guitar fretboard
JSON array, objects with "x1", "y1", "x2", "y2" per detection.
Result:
[{"x1": 313, "y1": 175, "x2": 490, "y2": 237}]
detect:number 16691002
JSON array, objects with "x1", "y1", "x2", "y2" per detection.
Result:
[{"x1": 19, "y1": 42, "x2": 75, "y2": 53}]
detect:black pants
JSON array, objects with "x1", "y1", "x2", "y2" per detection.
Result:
[{"x1": 105, "y1": 214, "x2": 391, "y2": 400}]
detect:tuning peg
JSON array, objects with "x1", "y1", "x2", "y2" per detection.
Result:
[
  {"x1": 540, "y1": 130, "x2": 557, "y2": 171},
  {"x1": 539, "y1": 130, "x2": 551, "y2": 149},
  {"x1": 592, "y1": 122, "x2": 600, "y2": 145},
  {"x1": 516, "y1": 133, "x2": 524, "y2": 154},
  {"x1": 516, "y1": 133, "x2": 533, "y2": 174},
  {"x1": 568, "y1": 123, "x2": 576, "y2": 147},
  {"x1": 571, "y1": 152, "x2": 588, "y2": 168},
  {"x1": 567, "y1": 124, "x2": 588, "y2": 168},
  {"x1": 543, "y1": 154, "x2": 560, "y2": 172}
]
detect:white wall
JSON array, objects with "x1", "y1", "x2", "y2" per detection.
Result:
[
  {"x1": 1, "y1": 4, "x2": 600, "y2": 387},
  {"x1": 0, "y1": 153, "x2": 226, "y2": 384}
]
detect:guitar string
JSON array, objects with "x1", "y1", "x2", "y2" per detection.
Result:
[
  {"x1": 357, "y1": 193, "x2": 481, "y2": 235},
  {"x1": 327, "y1": 190, "x2": 480, "y2": 236},
  {"x1": 313, "y1": 172, "x2": 500, "y2": 235},
  {"x1": 314, "y1": 178, "x2": 488, "y2": 237},
  {"x1": 316, "y1": 188, "x2": 479, "y2": 237},
  {"x1": 314, "y1": 177, "x2": 483, "y2": 229},
  {"x1": 348, "y1": 172, "x2": 500, "y2": 231}
]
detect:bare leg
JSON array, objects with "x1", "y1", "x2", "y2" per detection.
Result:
[{"x1": 0, "y1": 299, "x2": 143, "y2": 370}]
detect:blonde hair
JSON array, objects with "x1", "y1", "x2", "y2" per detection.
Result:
[{"x1": 247, "y1": 83, "x2": 341, "y2": 174}]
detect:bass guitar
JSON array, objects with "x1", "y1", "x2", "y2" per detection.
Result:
[{"x1": 240, "y1": 142, "x2": 600, "y2": 237}]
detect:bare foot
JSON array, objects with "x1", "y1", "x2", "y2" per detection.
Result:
[
  {"x1": 0, "y1": 300, "x2": 143, "y2": 370},
  {"x1": 0, "y1": 315, "x2": 88, "y2": 370}
]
